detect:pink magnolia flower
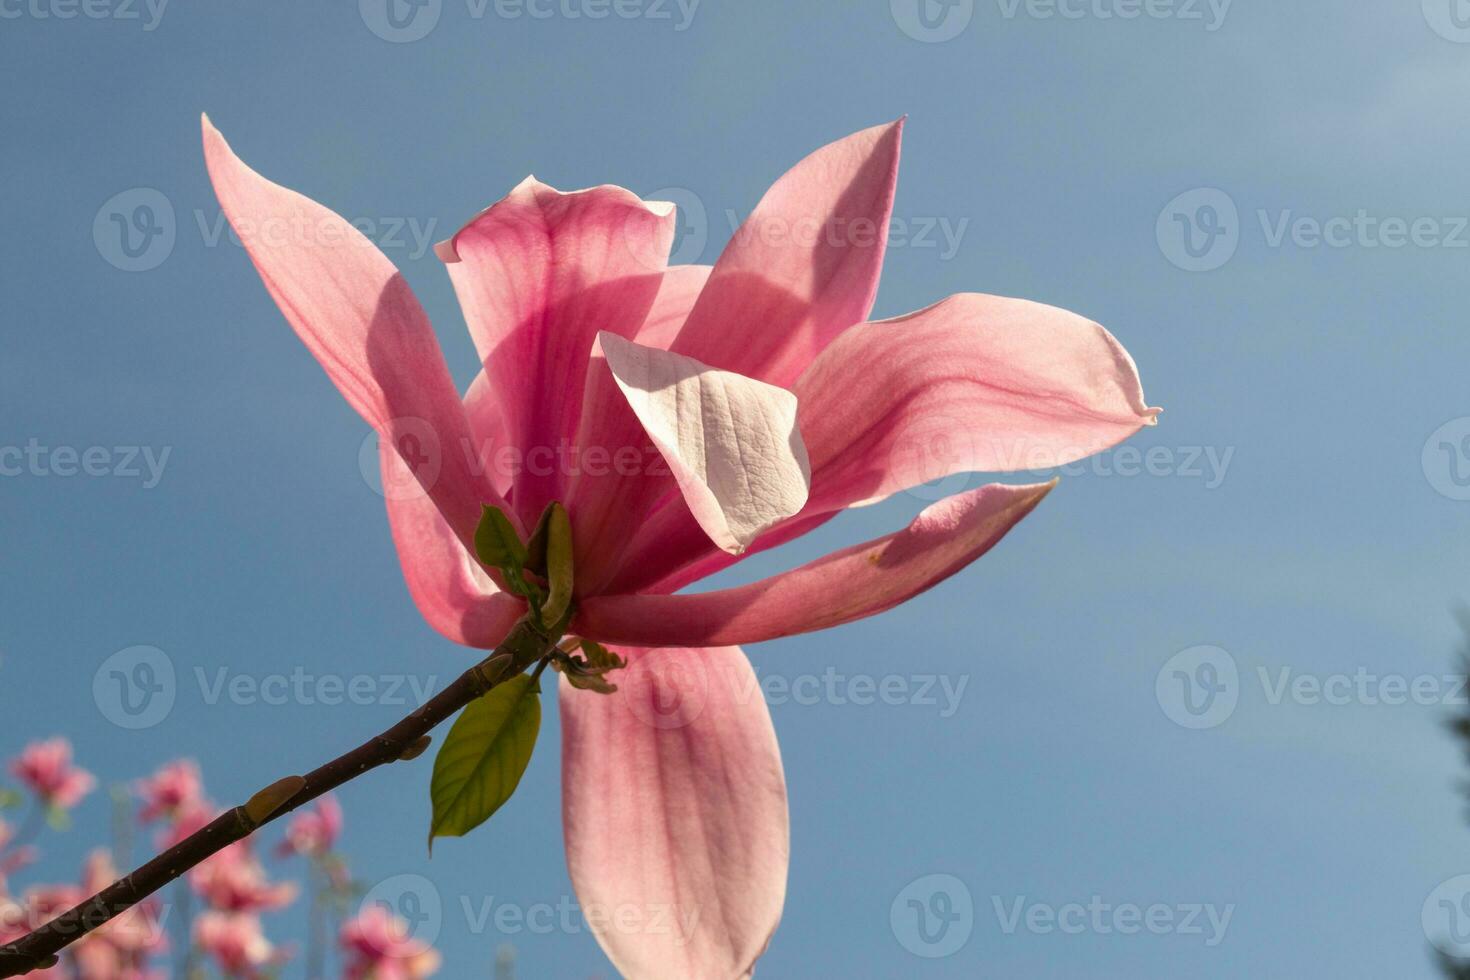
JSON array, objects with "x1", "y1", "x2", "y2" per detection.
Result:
[
  {"x1": 190, "y1": 840, "x2": 297, "y2": 914},
  {"x1": 275, "y1": 794, "x2": 342, "y2": 860},
  {"x1": 194, "y1": 912, "x2": 281, "y2": 979},
  {"x1": 203, "y1": 116, "x2": 1157, "y2": 977},
  {"x1": 9, "y1": 739, "x2": 95, "y2": 810},
  {"x1": 133, "y1": 760, "x2": 203, "y2": 825},
  {"x1": 67, "y1": 850, "x2": 169, "y2": 980},
  {"x1": 339, "y1": 906, "x2": 440, "y2": 980},
  {"x1": 155, "y1": 799, "x2": 217, "y2": 851}
]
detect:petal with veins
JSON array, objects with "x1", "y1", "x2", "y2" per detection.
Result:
[{"x1": 598, "y1": 332, "x2": 811, "y2": 555}]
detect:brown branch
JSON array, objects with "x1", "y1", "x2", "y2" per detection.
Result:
[{"x1": 0, "y1": 614, "x2": 560, "y2": 978}]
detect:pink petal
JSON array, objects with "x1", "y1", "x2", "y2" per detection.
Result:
[
  {"x1": 201, "y1": 116, "x2": 508, "y2": 549},
  {"x1": 795, "y1": 293, "x2": 1161, "y2": 512},
  {"x1": 436, "y1": 178, "x2": 676, "y2": 526},
  {"x1": 380, "y1": 444, "x2": 525, "y2": 648},
  {"x1": 560, "y1": 645, "x2": 787, "y2": 979},
  {"x1": 598, "y1": 333, "x2": 811, "y2": 555},
  {"x1": 600, "y1": 292, "x2": 1157, "y2": 594},
  {"x1": 670, "y1": 120, "x2": 903, "y2": 387},
  {"x1": 576, "y1": 481, "x2": 1054, "y2": 647},
  {"x1": 634, "y1": 264, "x2": 713, "y2": 350}
]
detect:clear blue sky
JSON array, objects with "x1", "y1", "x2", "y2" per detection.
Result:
[{"x1": 4, "y1": 1, "x2": 1470, "y2": 976}]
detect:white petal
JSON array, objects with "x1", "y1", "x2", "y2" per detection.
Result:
[{"x1": 598, "y1": 332, "x2": 811, "y2": 553}]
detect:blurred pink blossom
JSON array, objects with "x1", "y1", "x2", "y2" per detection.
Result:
[
  {"x1": 276, "y1": 794, "x2": 342, "y2": 860},
  {"x1": 8, "y1": 738, "x2": 95, "y2": 810},
  {"x1": 339, "y1": 906, "x2": 440, "y2": 980},
  {"x1": 195, "y1": 911, "x2": 282, "y2": 979},
  {"x1": 190, "y1": 839, "x2": 297, "y2": 914},
  {"x1": 133, "y1": 760, "x2": 203, "y2": 825}
]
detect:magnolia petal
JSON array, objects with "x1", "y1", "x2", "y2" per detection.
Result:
[
  {"x1": 576, "y1": 481, "x2": 1054, "y2": 646},
  {"x1": 560, "y1": 645, "x2": 788, "y2": 980},
  {"x1": 201, "y1": 115, "x2": 508, "y2": 548},
  {"x1": 380, "y1": 446, "x2": 525, "y2": 649},
  {"x1": 671, "y1": 120, "x2": 904, "y2": 387},
  {"x1": 598, "y1": 332, "x2": 811, "y2": 555},
  {"x1": 634, "y1": 264, "x2": 713, "y2": 350},
  {"x1": 796, "y1": 293, "x2": 1161, "y2": 512},
  {"x1": 437, "y1": 178, "x2": 675, "y2": 526}
]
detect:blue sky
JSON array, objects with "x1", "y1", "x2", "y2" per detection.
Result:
[{"x1": 4, "y1": 1, "x2": 1470, "y2": 976}]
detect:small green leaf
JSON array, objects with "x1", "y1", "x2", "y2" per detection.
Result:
[
  {"x1": 523, "y1": 504, "x2": 555, "y2": 577},
  {"x1": 552, "y1": 639, "x2": 628, "y2": 694},
  {"x1": 0, "y1": 788, "x2": 21, "y2": 810},
  {"x1": 474, "y1": 505, "x2": 527, "y2": 572},
  {"x1": 429, "y1": 674, "x2": 541, "y2": 850},
  {"x1": 46, "y1": 805, "x2": 71, "y2": 832},
  {"x1": 540, "y1": 503, "x2": 574, "y2": 627}
]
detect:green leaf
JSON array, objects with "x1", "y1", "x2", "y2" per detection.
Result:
[
  {"x1": 474, "y1": 505, "x2": 527, "y2": 572},
  {"x1": 552, "y1": 639, "x2": 628, "y2": 695},
  {"x1": 46, "y1": 805, "x2": 71, "y2": 832},
  {"x1": 0, "y1": 788, "x2": 21, "y2": 810},
  {"x1": 522, "y1": 504, "x2": 555, "y2": 577},
  {"x1": 540, "y1": 503, "x2": 574, "y2": 627},
  {"x1": 429, "y1": 674, "x2": 541, "y2": 850}
]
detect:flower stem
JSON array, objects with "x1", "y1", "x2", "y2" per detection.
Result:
[{"x1": 0, "y1": 613, "x2": 561, "y2": 978}]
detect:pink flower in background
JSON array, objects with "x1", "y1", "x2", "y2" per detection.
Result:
[
  {"x1": 67, "y1": 851, "x2": 168, "y2": 980},
  {"x1": 190, "y1": 840, "x2": 297, "y2": 914},
  {"x1": 9, "y1": 739, "x2": 95, "y2": 810},
  {"x1": 195, "y1": 911, "x2": 281, "y2": 979},
  {"x1": 275, "y1": 794, "x2": 342, "y2": 859},
  {"x1": 0, "y1": 820, "x2": 37, "y2": 894},
  {"x1": 155, "y1": 799, "x2": 217, "y2": 851},
  {"x1": 339, "y1": 906, "x2": 440, "y2": 980},
  {"x1": 133, "y1": 760, "x2": 203, "y2": 825},
  {"x1": 204, "y1": 116, "x2": 1157, "y2": 977}
]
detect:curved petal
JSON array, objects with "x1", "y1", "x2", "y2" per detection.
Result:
[
  {"x1": 670, "y1": 120, "x2": 904, "y2": 387},
  {"x1": 201, "y1": 115, "x2": 508, "y2": 548},
  {"x1": 379, "y1": 446, "x2": 525, "y2": 648},
  {"x1": 600, "y1": 293, "x2": 1157, "y2": 594},
  {"x1": 560, "y1": 645, "x2": 787, "y2": 980},
  {"x1": 598, "y1": 333, "x2": 810, "y2": 555},
  {"x1": 576, "y1": 481, "x2": 1054, "y2": 647},
  {"x1": 634, "y1": 264, "x2": 712, "y2": 350},
  {"x1": 437, "y1": 178, "x2": 676, "y2": 526},
  {"x1": 796, "y1": 293, "x2": 1161, "y2": 512}
]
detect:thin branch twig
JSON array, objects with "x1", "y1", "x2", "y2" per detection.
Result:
[{"x1": 0, "y1": 615, "x2": 559, "y2": 978}]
